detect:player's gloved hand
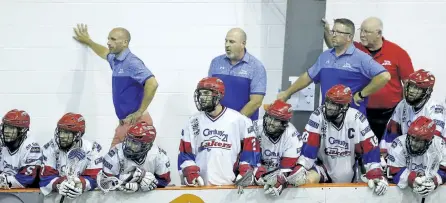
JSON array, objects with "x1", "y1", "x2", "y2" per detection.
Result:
[
  {"x1": 254, "y1": 166, "x2": 267, "y2": 186},
  {"x1": 0, "y1": 173, "x2": 11, "y2": 189},
  {"x1": 286, "y1": 165, "x2": 307, "y2": 186},
  {"x1": 140, "y1": 172, "x2": 158, "y2": 192},
  {"x1": 72, "y1": 177, "x2": 84, "y2": 191},
  {"x1": 413, "y1": 176, "x2": 440, "y2": 196},
  {"x1": 264, "y1": 172, "x2": 288, "y2": 197},
  {"x1": 119, "y1": 182, "x2": 139, "y2": 193},
  {"x1": 235, "y1": 164, "x2": 254, "y2": 186},
  {"x1": 413, "y1": 176, "x2": 429, "y2": 196},
  {"x1": 182, "y1": 165, "x2": 204, "y2": 187},
  {"x1": 58, "y1": 180, "x2": 83, "y2": 199},
  {"x1": 132, "y1": 167, "x2": 147, "y2": 183},
  {"x1": 365, "y1": 168, "x2": 388, "y2": 196}
]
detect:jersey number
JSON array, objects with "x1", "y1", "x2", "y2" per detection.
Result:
[
  {"x1": 370, "y1": 136, "x2": 378, "y2": 147},
  {"x1": 348, "y1": 128, "x2": 355, "y2": 139},
  {"x1": 301, "y1": 131, "x2": 309, "y2": 142}
]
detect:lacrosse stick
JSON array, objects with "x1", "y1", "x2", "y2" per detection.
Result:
[
  {"x1": 235, "y1": 169, "x2": 254, "y2": 194},
  {"x1": 59, "y1": 148, "x2": 88, "y2": 203},
  {"x1": 420, "y1": 140, "x2": 442, "y2": 203},
  {"x1": 97, "y1": 170, "x2": 135, "y2": 193}
]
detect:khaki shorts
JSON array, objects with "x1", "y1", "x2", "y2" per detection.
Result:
[{"x1": 110, "y1": 112, "x2": 153, "y2": 148}]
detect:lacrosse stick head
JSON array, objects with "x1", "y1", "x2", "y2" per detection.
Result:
[
  {"x1": 235, "y1": 169, "x2": 254, "y2": 194},
  {"x1": 97, "y1": 170, "x2": 123, "y2": 193},
  {"x1": 65, "y1": 147, "x2": 88, "y2": 177},
  {"x1": 235, "y1": 169, "x2": 254, "y2": 187}
]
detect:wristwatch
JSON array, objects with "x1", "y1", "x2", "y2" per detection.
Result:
[{"x1": 358, "y1": 91, "x2": 366, "y2": 99}]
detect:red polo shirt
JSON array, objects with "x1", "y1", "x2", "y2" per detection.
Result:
[{"x1": 354, "y1": 38, "x2": 414, "y2": 109}]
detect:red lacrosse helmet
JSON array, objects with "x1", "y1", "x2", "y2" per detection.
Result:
[
  {"x1": 265, "y1": 100, "x2": 292, "y2": 121},
  {"x1": 123, "y1": 121, "x2": 157, "y2": 160},
  {"x1": 2, "y1": 109, "x2": 30, "y2": 129},
  {"x1": 127, "y1": 121, "x2": 157, "y2": 143},
  {"x1": 325, "y1": 84, "x2": 353, "y2": 105},
  {"x1": 407, "y1": 69, "x2": 435, "y2": 89},
  {"x1": 196, "y1": 77, "x2": 225, "y2": 97},
  {"x1": 57, "y1": 113, "x2": 86, "y2": 134},
  {"x1": 194, "y1": 77, "x2": 225, "y2": 112},
  {"x1": 408, "y1": 116, "x2": 436, "y2": 141},
  {"x1": 406, "y1": 116, "x2": 436, "y2": 156}
]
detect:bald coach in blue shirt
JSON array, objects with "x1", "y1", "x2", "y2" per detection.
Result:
[
  {"x1": 278, "y1": 18, "x2": 391, "y2": 115},
  {"x1": 73, "y1": 24, "x2": 158, "y2": 148},
  {"x1": 208, "y1": 28, "x2": 267, "y2": 121}
]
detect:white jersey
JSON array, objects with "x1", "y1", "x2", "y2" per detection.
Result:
[
  {"x1": 40, "y1": 138, "x2": 103, "y2": 195},
  {"x1": 102, "y1": 143, "x2": 171, "y2": 187},
  {"x1": 254, "y1": 119, "x2": 302, "y2": 171},
  {"x1": 178, "y1": 107, "x2": 259, "y2": 186},
  {"x1": 0, "y1": 137, "x2": 42, "y2": 188},
  {"x1": 298, "y1": 106, "x2": 381, "y2": 183},
  {"x1": 381, "y1": 98, "x2": 445, "y2": 152},
  {"x1": 387, "y1": 135, "x2": 446, "y2": 189}
]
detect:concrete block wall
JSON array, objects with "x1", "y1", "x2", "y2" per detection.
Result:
[{"x1": 0, "y1": 0, "x2": 287, "y2": 186}]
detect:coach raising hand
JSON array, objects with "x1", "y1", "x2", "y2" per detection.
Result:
[{"x1": 73, "y1": 24, "x2": 158, "y2": 148}]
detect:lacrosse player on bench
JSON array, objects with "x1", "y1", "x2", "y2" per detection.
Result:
[
  {"x1": 97, "y1": 121, "x2": 171, "y2": 193},
  {"x1": 39, "y1": 113, "x2": 103, "y2": 200}
]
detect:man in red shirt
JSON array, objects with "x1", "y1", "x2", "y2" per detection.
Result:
[{"x1": 322, "y1": 17, "x2": 414, "y2": 141}]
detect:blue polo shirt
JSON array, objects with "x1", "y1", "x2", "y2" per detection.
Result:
[
  {"x1": 208, "y1": 50, "x2": 267, "y2": 120},
  {"x1": 107, "y1": 48, "x2": 153, "y2": 120},
  {"x1": 308, "y1": 44, "x2": 387, "y2": 115}
]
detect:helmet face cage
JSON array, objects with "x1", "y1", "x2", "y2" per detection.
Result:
[
  {"x1": 404, "y1": 82, "x2": 431, "y2": 107},
  {"x1": 0, "y1": 123, "x2": 28, "y2": 144},
  {"x1": 406, "y1": 133, "x2": 432, "y2": 156},
  {"x1": 262, "y1": 113, "x2": 288, "y2": 142},
  {"x1": 194, "y1": 88, "x2": 221, "y2": 113},
  {"x1": 323, "y1": 98, "x2": 348, "y2": 122},
  {"x1": 123, "y1": 136, "x2": 153, "y2": 160},
  {"x1": 55, "y1": 128, "x2": 80, "y2": 151}
]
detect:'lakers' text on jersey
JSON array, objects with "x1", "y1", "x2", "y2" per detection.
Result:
[
  {"x1": 254, "y1": 119, "x2": 302, "y2": 172},
  {"x1": 381, "y1": 98, "x2": 445, "y2": 152},
  {"x1": 298, "y1": 106, "x2": 381, "y2": 183},
  {"x1": 0, "y1": 137, "x2": 42, "y2": 188},
  {"x1": 39, "y1": 138, "x2": 103, "y2": 195},
  {"x1": 102, "y1": 143, "x2": 171, "y2": 187},
  {"x1": 387, "y1": 135, "x2": 446, "y2": 189},
  {"x1": 178, "y1": 107, "x2": 260, "y2": 186}
]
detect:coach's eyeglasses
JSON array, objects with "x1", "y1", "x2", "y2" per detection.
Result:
[
  {"x1": 329, "y1": 30, "x2": 351, "y2": 36},
  {"x1": 358, "y1": 28, "x2": 380, "y2": 35}
]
